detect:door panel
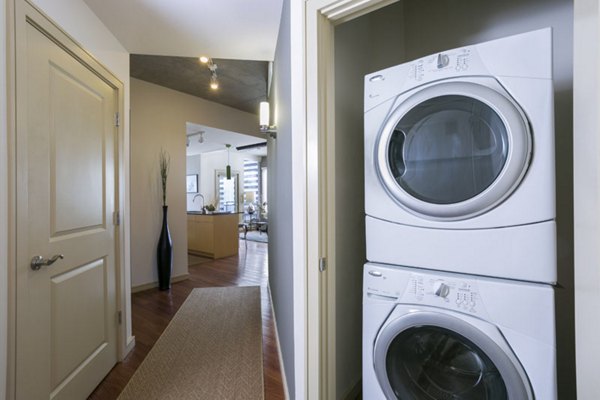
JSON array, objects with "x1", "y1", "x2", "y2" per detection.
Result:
[
  {"x1": 16, "y1": 12, "x2": 118, "y2": 400},
  {"x1": 50, "y1": 63, "x2": 106, "y2": 235},
  {"x1": 51, "y1": 258, "x2": 107, "y2": 388}
]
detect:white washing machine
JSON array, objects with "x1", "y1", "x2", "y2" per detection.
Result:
[
  {"x1": 364, "y1": 28, "x2": 556, "y2": 283},
  {"x1": 363, "y1": 262, "x2": 556, "y2": 399}
]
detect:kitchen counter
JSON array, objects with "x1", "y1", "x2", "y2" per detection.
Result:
[{"x1": 187, "y1": 212, "x2": 239, "y2": 259}]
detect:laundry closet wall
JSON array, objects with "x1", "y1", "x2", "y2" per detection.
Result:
[
  {"x1": 333, "y1": 4, "x2": 407, "y2": 397},
  {"x1": 333, "y1": 0, "x2": 574, "y2": 398}
]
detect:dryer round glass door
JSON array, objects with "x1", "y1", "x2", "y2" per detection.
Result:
[
  {"x1": 373, "y1": 312, "x2": 532, "y2": 399},
  {"x1": 376, "y1": 80, "x2": 531, "y2": 220}
]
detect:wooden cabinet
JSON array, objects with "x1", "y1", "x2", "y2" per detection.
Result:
[{"x1": 187, "y1": 213, "x2": 239, "y2": 259}]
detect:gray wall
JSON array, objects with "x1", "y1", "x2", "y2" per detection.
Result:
[
  {"x1": 269, "y1": 0, "x2": 296, "y2": 396},
  {"x1": 335, "y1": 0, "x2": 574, "y2": 398},
  {"x1": 333, "y1": 4, "x2": 406, "y2": 397}
]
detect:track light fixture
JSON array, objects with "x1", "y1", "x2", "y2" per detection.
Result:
[
  {"x1": 200, "y1": 56, "x2": 219, "y2": 90},
  {"x1": 186, "y1": 130, "x2": 205, "y2": 147}
]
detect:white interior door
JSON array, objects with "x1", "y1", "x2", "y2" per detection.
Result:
[{"x1": 16, "y1": 6, "x2": 119, "y2": 399}]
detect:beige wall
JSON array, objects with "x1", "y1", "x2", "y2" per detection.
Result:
[{"x1": 130, "y1": 78, "x2": 261, "y2": 287}]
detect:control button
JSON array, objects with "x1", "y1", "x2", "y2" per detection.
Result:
[
  {"x1": 369, "y1": 74, "x2": 385, "y2": 82},
  {"x1": 368, "y1": 270, "x2": 383, "y2": 277},
  {"x1": 437, "y1": 53, "x2": 450, "y2": 69},
  {"x1": 433, "y1": 281, "x2": 450, "y2": 298}
]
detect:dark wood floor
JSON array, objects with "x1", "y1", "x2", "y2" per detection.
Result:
[{"x1": 89, "y1": 240, "x2": 285, "y2": 399}]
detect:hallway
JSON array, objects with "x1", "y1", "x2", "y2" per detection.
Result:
[{"x1": 89, "y1": 241, "x2": 285, "y2": 399}]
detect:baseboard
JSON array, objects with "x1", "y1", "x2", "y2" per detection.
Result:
[
  {"x1": 131, "y1": 273, "x2": 189, "y2": 293},
  {"x1": 188, "y1": 249, "x2": 213, "y2": 258},
  {"x1": 123, "y1": 336, "x2": 136, "y2": 359},
  {"x1": 268, "y1": 285, "x2": 290, "y2": 400}
]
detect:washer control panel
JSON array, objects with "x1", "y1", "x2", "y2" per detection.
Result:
[
  {"x1": 405, "y1": 274, "x2": 482, "y2": 315},
  {"x1": 408, "y1": 48, "x2": 472, "y2": 82}
]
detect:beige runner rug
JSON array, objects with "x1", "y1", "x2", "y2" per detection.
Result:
[{"x1": 118, "y1": 286, "x2": 264, "y2": 400}]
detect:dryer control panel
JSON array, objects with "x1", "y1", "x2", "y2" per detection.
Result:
[
  {"x1": 404, "y1": 274, "x2": 483, "y2": 316},
  {"x1": 408, "y1": 49, "x2": 472, "y2": 82}
]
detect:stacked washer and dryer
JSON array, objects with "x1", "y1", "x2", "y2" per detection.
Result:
[{"x1": 362, "y1": 29, "x2": 557, "y2": 399}]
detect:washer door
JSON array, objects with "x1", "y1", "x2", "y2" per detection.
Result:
[
  {"x1": 373, "y1": 311, "x2": 532, "y2": 400},
  {"x1": 376, "y1": 80, "x2": 531, "y2": 220}
]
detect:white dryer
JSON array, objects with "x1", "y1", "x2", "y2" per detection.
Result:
[
  {"x1": 364, "y1": 29, "x2": 556, "y2": 283},
  {"x1": 363, "y1": 263, "x2": 556, "y2": 399}
]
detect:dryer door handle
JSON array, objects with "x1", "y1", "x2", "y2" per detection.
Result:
[{"x1": 389, "y1": 129, "x2": 406, "y2": 178}]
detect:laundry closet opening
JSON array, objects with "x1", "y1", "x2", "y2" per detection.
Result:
[{"x1": 330, "y1": 0, "x2": 573, "y2": 398}]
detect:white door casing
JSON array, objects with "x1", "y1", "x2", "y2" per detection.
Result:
[{"x1": 14, "y1": 2, "x2": 122, "y2": 399}]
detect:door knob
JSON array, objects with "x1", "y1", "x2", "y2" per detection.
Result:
[{"x1": 30, "y1": 254, "x2": 64, "y2": 271}]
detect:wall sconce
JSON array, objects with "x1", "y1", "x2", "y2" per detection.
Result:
[
  {"x1": 200, "y1": 56, "x2": 219, "y2": 90},
  {"x1": 259, "y1": 101, "x2": 277, "y2": 138}
]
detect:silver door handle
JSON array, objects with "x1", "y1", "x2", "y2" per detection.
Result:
[{"x1": 30, "y1": 254, "x2": 64, "y2": 271}]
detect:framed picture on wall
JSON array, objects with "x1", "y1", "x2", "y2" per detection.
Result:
[{"x1": 187, "y1": 174, "x2": 198, "y2": 193}]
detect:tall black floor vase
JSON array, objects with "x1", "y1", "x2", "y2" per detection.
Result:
[{"x1": 157, "y1": 205, "x2": 173, "y2": 291}]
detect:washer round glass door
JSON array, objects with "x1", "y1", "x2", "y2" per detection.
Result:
[
  {"x1": 373, "y1": 312, "x2": 532, "y2": 400},
  {"x1": 376, "y1": 80, "x2": 531, "y2": 220}
]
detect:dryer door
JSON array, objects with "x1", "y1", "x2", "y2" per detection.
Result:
[
  {"x1": 376, "y1": 80, "x2": 531, "y2": 220},
  {"x1": 373, "y1": 311, "x2": 532, "y2": 399}
]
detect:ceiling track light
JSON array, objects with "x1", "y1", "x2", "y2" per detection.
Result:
[
  {"x1": 186, "y1": 130, "x2": 205, "y2": 146},
  {"x1": 200, "y1": 56, "x2": 219, "y2": 90},
  {"x1": 210, "y1": 74, "x2": 219, "y2": 90}
]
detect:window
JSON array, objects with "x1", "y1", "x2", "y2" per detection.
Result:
[
  {"x1": 261, "y1": 167, "x2": 267, "y2": 207},
  {"x1": 217, "y1": 171, "x2": 239, "y2": 212},
  {"x1": 243, "y1": 159, "x2": 260, "y2": 205}
]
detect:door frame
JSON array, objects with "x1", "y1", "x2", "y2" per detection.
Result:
[
  {"x1": 4, "y1": 1, "x2": 128, "y2": 397},
  {"x1": 573, "y1": 0, "x2": 600, "y2": 398}
]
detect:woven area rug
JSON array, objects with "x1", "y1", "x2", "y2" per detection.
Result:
[{"x1": 118, "y1": 286, "x2": 264, "y2": 400}]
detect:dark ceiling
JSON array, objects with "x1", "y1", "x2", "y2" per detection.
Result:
[{"x1": 130, "y1": 55, "x2": 268, "y2": 114}]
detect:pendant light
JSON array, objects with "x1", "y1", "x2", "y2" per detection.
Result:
[{"x1": 226, "y1": 144, "x2": 231, "y2": 180}]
